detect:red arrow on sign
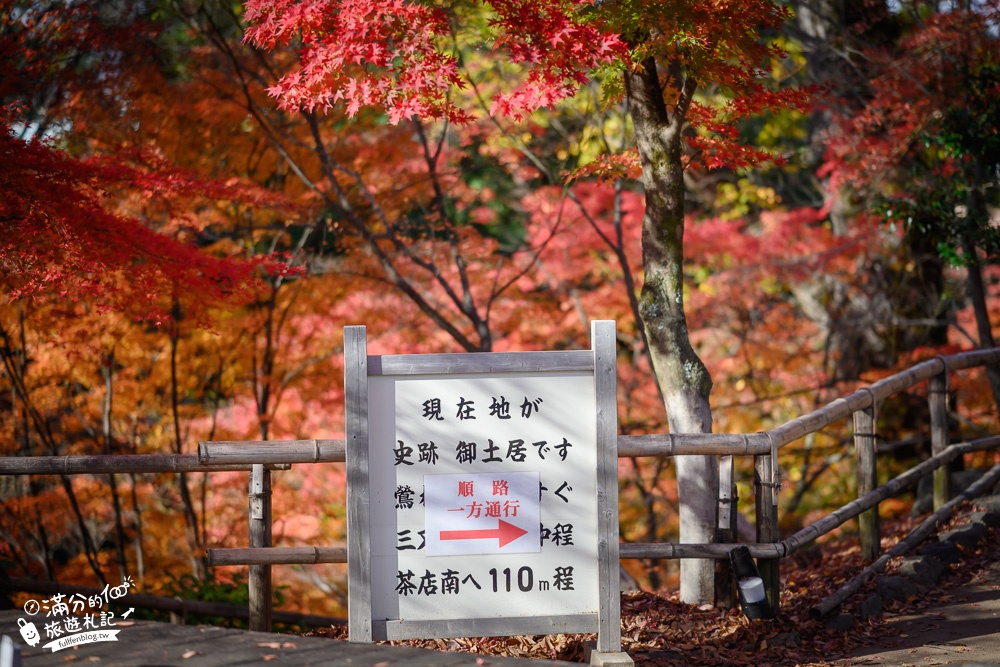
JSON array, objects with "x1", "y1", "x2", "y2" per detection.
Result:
[{"x1": 439, "y1": 519, "x2": 529, "y2": 548}]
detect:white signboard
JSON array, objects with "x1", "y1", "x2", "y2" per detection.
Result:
[
  {"x1": 367, "y1": 373, "x2": 599, "y2": 623},
  {"x1": 345, "y1": 322, "x2": 623, "y2": 655}
]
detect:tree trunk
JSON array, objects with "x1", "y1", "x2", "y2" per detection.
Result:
[
  {"x1": 169, "y1": 320, "x2": 206, "y2": 579},
  {"x1": 625, "y1": 59, "x2": 718, "y2": 604},
  {"x1": 101, "y1": 355, "x2": 130, "y2": 579},
  {"x1": 961, "y1": 235, "x2": 1000, "y2": 409}
]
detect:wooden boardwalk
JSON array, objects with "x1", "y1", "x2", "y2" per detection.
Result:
[{"x1": 0, "y1": 610, "x2": 575, "y2": 666}]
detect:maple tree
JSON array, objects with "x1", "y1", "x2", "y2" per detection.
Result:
[
  {"x1": 821, "y1": 2, "x2": 1000, "y2": 406},
  {"x1": 4, "y1": 0, "x2": 999, "y2": 626},
  {"x1": 0, "y1": 2, "x2": 284, "y2": 325},
  {"x1": 0, "y1": 0, "x2": 294, "y2": 589},
  {"x1": 1, "y1": 0, "x2": 562, "y2": 609},
  {"x1": 244, "y1": 0, "x2": 813, "y2": 602}
]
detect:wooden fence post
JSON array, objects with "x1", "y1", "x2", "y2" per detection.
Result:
[
  {"x1": 754, "y1": 451, "x2": 779, "y2": 612},
  {"x1": 249, "y1": 463, "x2": 272, "y2": 631},
  {"x1": 853, "y1": 403, "x2": 880, "y2": 561},
  {"x1": 344, "y1": 325, "x2": 372, "y2": 643},
  {"x1": 929, "y1": 373, "x2": 951, "y2": 510},
  {"x1": 715, "y1": 454, "x2": 737, "y2": 609}
]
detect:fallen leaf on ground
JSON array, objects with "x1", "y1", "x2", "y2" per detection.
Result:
[{"x1": 298, "y1": 509, "x2": 1000, "y2": 667}]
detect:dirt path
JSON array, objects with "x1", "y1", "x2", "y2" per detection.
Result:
[{"x1": 835, "y1": 556, "x2": 1000, "y2": 666}]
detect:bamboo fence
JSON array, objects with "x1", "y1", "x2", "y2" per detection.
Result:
[{"x1": 2, "y1": 348, "x2": 999, "y2": 628}]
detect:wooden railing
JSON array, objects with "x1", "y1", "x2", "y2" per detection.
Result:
[
  {"x1": 3, "y1": 348, "x2": 999, "y2": 631},
  {"x1": 0, "y1": 456, "x2": 295, "y2": 628}
]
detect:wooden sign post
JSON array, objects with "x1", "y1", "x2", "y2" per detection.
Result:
[{"x1": 345, "y1": 321, "x2": 632, "y2": 666}]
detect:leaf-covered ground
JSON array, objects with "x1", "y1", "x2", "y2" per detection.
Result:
[{"x1": 306, "y1": 499, "x2": 1000, "y2": 666}]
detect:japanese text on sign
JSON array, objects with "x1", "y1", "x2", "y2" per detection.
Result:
[
  {"x1": 425, "y1": 472, "x2": 539, "y2": 556},
  {"x1": 367, "y1": 372, "x2": 599, "y2": 622}
]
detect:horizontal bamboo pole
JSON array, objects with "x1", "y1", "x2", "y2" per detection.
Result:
[
  {"x1": 199, "y1": 439, "x2": 346, "y2": 464},
  {"x1": 768, "y1": 435, "x2": 999, "y2": 557},
  {"x1": 620, "y1": 542, "x2": 785, "y2": 560},
  {"x1": 0, "y1": 353, "x2": 989, "y2": 471},
  {"x1": 628, "y1": 349, "x2": 999, "y2": 457},
  {"x1": 208, "y1": 546, "x2": 347, "y2": 566},
  {"x1": 780, "y1": 442, "x2": 959, "y2": 557},
  {"x1": 768, "y1": 350, "x2": 1000, "y2": 447},
  {"x1": 618, "y1": 433, "x2": 771, "y2": 457},
  {"x1": 0, "y1": 454, "x2": 290, "y2": 476},
  {"x1": 7, "y1": 577, "x2": 345, "y2": 627},
  {"x1": 810, "y1": 459, "x2": 1000, "y2": 618},
  {"x1": 197, "y1": 432, "x2": 771, "y2": 459},
  {"x1": 941, "y1": 347, "x2": 1000, "y2": 371}
]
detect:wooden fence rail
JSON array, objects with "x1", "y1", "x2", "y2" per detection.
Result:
[
  {"x1": 208, "y1": 427, "x2": 1000, "y2": 569},
  {"x1": 3, "y1": 348, "x2": 999, "y2": 630},
  {"x1": 197, "y1": 347, "x2": 1000, "y2": 622},
  {"x1": 0, "y1": 454, "x2": 291, "y2": 475},
  {"x1": 810, "y1": 459, "x2": 1000, "y2": 618}
]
